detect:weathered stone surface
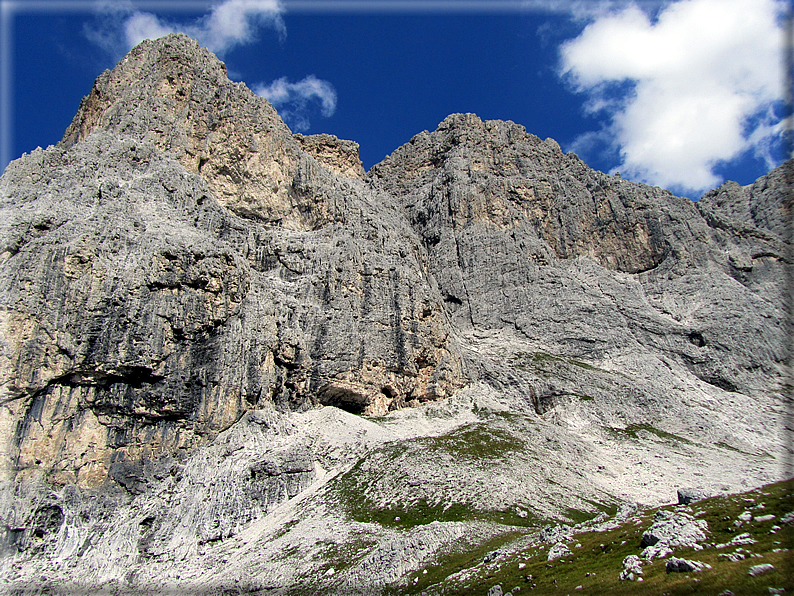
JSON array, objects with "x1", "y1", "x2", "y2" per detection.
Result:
[
  {"x1": 0, "y1": 32, "x2": 789, "y2": 595},
  {"x1": 547, "y1": 542, "x2": 573, "y2": 560},
  {"x1": 641, "y1": 509, "x2": 708, "y2": 548},
  {"x1": 60, "y1": 34, "x2": 368, "y2": 232},
  {"x1": 666, "y1": 557, "x2": 709, "y2": 573},
  {"x1": 677, "y1": 488, "x2": 709, "y2": 505},
  {"x1": 620, "y1": 554, "x2": 644, "y2": 581},
  {"x1": 371, "y1": 113, "x2": 788, "y2": 403},
  {"x1": 294, "y1": 133, "x2": 365, "y2": 179}
]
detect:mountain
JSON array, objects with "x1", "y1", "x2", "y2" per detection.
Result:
[{"x1": 0, "y1": 33, "x2": 790, "y2": 594}]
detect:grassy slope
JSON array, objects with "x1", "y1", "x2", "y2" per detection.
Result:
[{"x1": 394, "y1": 479, "x2": 794, "y2": 595}]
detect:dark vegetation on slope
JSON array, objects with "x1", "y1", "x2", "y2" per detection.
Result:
[{"x1": 393, "y1": 479, "x2": 793, "y2": 596}]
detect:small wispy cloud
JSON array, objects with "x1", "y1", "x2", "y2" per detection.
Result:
[
  {"x1": 253, "y1": 76, "x2": 337, "y2": 131},
  {"x1": 559, "y1": 0, "x2": 786, "y2": 195},
  {"x1": 82, "y1": 0, "x2": 336, "y2": 131},
  {"x1": 87, "y1": 0, "x2": 285, "y2": 56},
  {"x1": 277, "y1": 0, "x2": 669, "y2": 15}
]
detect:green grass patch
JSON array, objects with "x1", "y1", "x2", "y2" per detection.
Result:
[
  {"x1": 386, "y1": 532, "x2": 527, "y2": 595},
  {"x1": 332, "y1": 489, "x2": 541, "y2": 530},
  {"x1": 350, "y1": 498, "x2": 541, "y2": 528},
  {"x1": 713, "y1": 441, "x2": 776, "y2": 459},
  {"x1": 412, "y1": 478, "x2": 793, "y2": 596},
  {"x1": 715, "y1": 441, "x2": 750, "y2": 454},
  {"x1": 326, "y1": 423, "x2": 536, "y2": 529},
  {"x1": 344, "y1": 499, "x2": 477, "y2": 528},
  {"x1": 418, "y1": 424, "x2": 526, "y2": 459},
  {"x1": 318, "y1": 537, "x2": 380, "y2": 574},
  {"x1": 606, "y1": 423, "x2": 694, "y2": 445}
]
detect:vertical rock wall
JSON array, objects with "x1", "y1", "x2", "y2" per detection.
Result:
[{"x1": 0, "y1": 33, "x2": 789, "y2": 501}]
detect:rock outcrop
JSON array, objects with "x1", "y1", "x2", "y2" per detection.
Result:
[
  {"x1": 1, "y1": 35, "x2": 466, "y2": 488},
  {"x1": 0, "y1": 33, "x2": 789, "y2": 594}
]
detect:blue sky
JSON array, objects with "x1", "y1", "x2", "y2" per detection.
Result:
[{"x1": 1, "y1": 0, "x2": 788, "y2": 199}]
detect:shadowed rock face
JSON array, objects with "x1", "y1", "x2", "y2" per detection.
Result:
[
  {"x1": 1, "y1": 36, "x2": 469, "y2": 488},
  {"x1": 0, "y1": 35, "x2": 789, "y2": 587},
  {"x1": 371, "y1": 113, "x2": 684, "y2": 276}
]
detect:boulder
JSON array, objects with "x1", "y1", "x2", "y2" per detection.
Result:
[
  {"x1": 677, "y1": 488, "x2": 708, "y2": 505},
  {"x1": 748, "y1": 564, "x2": 774, "y2": 577},
  {"x1": 666, "y1": 558, "x2": 709, "y2": 573},
  {"x1": 547, "y1": 542, "x2": 573, "y2": 561}
]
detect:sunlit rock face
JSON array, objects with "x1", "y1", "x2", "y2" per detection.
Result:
[
  {"x1": 0, "y1": 32, "x2": 789, "y2": 595},
  {"x1": 1, "y1": 35, "x2": 465, "y2": 488}
]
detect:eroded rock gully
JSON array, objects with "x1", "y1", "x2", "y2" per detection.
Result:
[{"x1": 0, "y1": 33, "x2": 790, "y2": 594}]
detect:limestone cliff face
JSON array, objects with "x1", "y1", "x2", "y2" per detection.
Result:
[
  {"x1": 372, "y1": 113, "x2": 788, "y2": 398},
  {"x1": 371, "y1": 113, "x2": 682, "y2": 276},
  {"x1": 0, "y1": 31, "x2": 789, "y2": 556},
  {"x1": 60, "y1": 34, "x2": 360, "y2": 230},
  {"x1": 0, "y1": 36, "x2": 465, "y2": 489},
  {"x1": 293, "y1": 133, "x2": 365, "y2": 179}
]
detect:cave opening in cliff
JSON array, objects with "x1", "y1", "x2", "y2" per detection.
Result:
[{"x1": 318, "y1": 385, "x2": 368, "y2": 415}]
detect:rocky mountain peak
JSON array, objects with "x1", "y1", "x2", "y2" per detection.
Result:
[
  {"x1": 0, "y1": 33, "x2": 789, "y2": 594},
  {"x1": 372, "y1": 111, "x2": 701, "y2": 277},
  {"x1": 61, "y1": 33, "x2": 240, "y2": 153},
  {"x1": 60, "y1": 33, "x2": 366, "y2": 229}
]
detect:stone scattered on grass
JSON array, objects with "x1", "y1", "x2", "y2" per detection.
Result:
[
  {"x1": 487, "y1": 584, "x2": 503, "y2": 596},
  {"x1": 620, "y1": 555, "x2": 644, "y2": 581},
  {"x1": 715, "y1": 532, "x2": 758, "y2": 549},
  {"x1": 748, "y1": 564, "x2": 774, "y2": 577},
  {"x1": 665, "y1": 557, "x2": 711, "y2": 573},
  {"x1": 547, "y1": 542, "x2": 572, "y2": 561},
  {"x1": 640, "y1": 508, "x2": 708, "y2": 556}
]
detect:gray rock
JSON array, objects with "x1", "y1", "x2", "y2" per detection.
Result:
[
  {"x1": 0, "y1": 31, "x2": 789, "y2": 595},
  {"x1": 666, "y1": 557, "x2": 709, "y2": 573},
  {"x1": 748, "y1": 563, "x2": 775, "y2": 577},
  {"x1": 547, "y1": 542, "x2": 573, "y2": 561},
  {"x1": 1, "y1": 52, "x2": 466, "y2": 485},
  {"x1": 677, "y1": 488, "x2": 708, "y2": 505},
  {"x1": 640, "y1": 509, "x2": 708, "y2": 553},
  {"x1": 620, "y1": 554, "x2": 644, "y2": 581}
]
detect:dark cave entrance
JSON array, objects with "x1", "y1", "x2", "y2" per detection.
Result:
[{"x1": 318, "y1": 385, "x2": 369, "y2": 415}]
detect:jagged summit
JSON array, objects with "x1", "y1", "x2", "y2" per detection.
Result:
[
  {"x1": 61, "y1": 34, "x2": 234, "y2": 150},
  {"x1": 0, "y1": 33, "x2": 789, "y2": 595},
  {"x1": 61, "y1": 33, "x2": 365, "y2": 228}
]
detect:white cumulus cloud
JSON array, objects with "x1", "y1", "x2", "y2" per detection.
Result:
[
  {"x1": 112, "y1": 0, "x2": 285, "y2": 55},
  {"x1": 560, "y1": 0, "x2": 786, "y2": 194},
  {"x1": 254, "y1": 76, "x2": 338, "y2": 131}
]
